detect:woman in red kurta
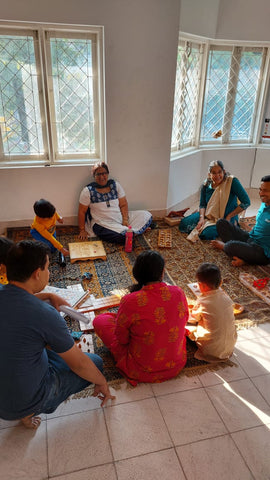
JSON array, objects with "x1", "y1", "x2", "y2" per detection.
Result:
[{"x1": 93, "y1": 251, "x2": 189, "y2": 385}]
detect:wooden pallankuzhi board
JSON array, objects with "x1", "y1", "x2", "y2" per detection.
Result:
[{"x1": 68, "y1": 241, "x2": 107, "y2": 263}]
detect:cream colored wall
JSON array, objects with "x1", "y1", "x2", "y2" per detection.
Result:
[
  {"x1": 0, "y1": 0, "x2": 180, "y2": 229},
  {"x1": 1, "y1": 0, "x2": 270, "y2": 231},
  {"x1": 168, "y1": 0, "x2": 270, "y2": 212}
]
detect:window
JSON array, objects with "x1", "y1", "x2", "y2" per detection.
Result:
[
  {"x1": 171, "y1": 36, "x2": 268, "y2": 154},
  {"x1": 0, "y1": 23, "x2": 105, "y2": 166},
  {"x1": 201, "y1": 46, "x2": 266, "y2": 144},
  {"x1": 171, "y1": 40, "x2": 203, "y2": 151}
]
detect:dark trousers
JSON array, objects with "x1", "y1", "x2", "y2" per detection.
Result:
[
  {"x1": 93, "y1": 223, "x2": 126, "y2": 245},
  {"x1": 216, "y1": 219, "x2": 269, "y2": 265}
]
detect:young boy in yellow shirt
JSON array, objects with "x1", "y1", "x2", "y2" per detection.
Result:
[{"x1": 30, "y1": 199, "x2": 69, "y2": 264}]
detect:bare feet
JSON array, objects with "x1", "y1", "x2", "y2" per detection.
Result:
[
  {"x1": 21, "y1": 414, "x2": 41, "y2": 429},
  {"x1": 231, "y1": 256, "x2": 245, "y2": 267},
  {"x1": 210, "y1": 240, "x2": 225, "y2": 251}
]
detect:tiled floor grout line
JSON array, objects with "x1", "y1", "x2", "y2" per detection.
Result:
[
  {"x1": 152, "y1": 394, "x2": 189, "y2": 479},
  {"x1": 47, "y1": 460, "x2": 117, "y2": 479},
  {"x1": 102, "y1": 403, "x2": 120, "y2": 479},
  {"x1": 201, "y1": 382, "x2": 259, "y2": 479}
]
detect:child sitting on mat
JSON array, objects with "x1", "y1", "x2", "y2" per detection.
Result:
[
  {"x1": 0, "y1": 237, "x2": 14, "y2": 284},
  {"x1": 189, "y1": 262, "x2": 237, "y2": 362},
  {"x1": 30, "y1": 199, "x2": 69, "y2": 262}
]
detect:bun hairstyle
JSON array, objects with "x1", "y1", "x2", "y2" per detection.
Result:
[{"x1": 130, "y1": 250, "x2": 165, "y2": 292}]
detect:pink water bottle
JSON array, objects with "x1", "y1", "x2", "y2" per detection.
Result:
[{"x1": 125, "y1": 226, "x2": 133, "y2": 252}]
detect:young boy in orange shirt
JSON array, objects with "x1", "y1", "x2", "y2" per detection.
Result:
[{"x1": 30, "y1": 199, "x2": 69, "y2": 263}]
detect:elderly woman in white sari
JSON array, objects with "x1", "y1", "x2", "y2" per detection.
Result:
[{"x1": 179, "y1": 160, "x2": 250, "y2": 241}]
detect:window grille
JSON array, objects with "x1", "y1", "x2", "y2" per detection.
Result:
[
  {"x1": 171, "y1": 41, "x2": 203, "y2": 151},
  {"x1": 0, "y1": 24, "x2": 104, "y2": 166},
  {"x1": 171, "y1": 36, "x2": 268, "y2": 154},
  {"x1": 201, "y1": 46, "x2": 266, "y2": 144}
]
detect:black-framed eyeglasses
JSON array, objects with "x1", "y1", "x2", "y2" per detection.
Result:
[{"x1": 95, "y1": 171, "x2": 108, "y2": 177}]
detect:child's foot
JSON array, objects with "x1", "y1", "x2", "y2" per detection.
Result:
[
  {"x1": 21, "y1": 414, "x2": 41, "y2": 429},
  {"x1": 231, "y1": 256, "x2": 245, "y2": 267}
]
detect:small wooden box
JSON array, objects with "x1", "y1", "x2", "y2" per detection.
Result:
[
  {"x1": 164, "y1": 216, "x2": 182, "y2": 226},
  {"x1": 68, "y1": 241, "x2": 107, "y2": 263}
]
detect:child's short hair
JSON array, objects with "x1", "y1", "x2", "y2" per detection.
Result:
[
  {"x1": 6, "y1": 240, "x2": 50, "y2": 282},
  {"x1": 196, "y1": 262, "x2": 221, "y2": 289},
  {"x1": 33, "y1": 199, "x2": 56, "y2": 218},
  {"x1": 0, "y1": 237, "x2": 14, "y2": 265}
]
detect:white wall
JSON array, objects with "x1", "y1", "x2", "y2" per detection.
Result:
[
  {"x1": 250, "y1": 150, "x2": 270, "y2": 187},
  {"x1": 179, "y1": 0, "x2": 220, "y2": 38},
  {"x1": 180, "y1": 0, "x2": 270, "y2": 42},
  {"x1": 168, "y1": 151, "x2": 202, "y2": 210},
  {"x1": 0, "y1": 0, "x2": 180, "y2": 227},
  {"x1": 216, "y1": 0, "x2": 270, "y2": 41},
  {"x1": 1, "y1": 0, "x2": 270, "y2": 230},
  {"x1": 168, "y1": 0, "x2": 270, "y2": 213}
]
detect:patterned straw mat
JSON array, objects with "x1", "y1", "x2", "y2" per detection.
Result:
[{"x1": 7, "y1": 221, "x2": 269, "y2": 395}]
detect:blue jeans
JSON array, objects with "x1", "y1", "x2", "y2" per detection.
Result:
[
  {"x1": 216, "y1": 219, "x2": 269, "y2": 265},
  {"x1": 36, "y1": 350, "x2": 103, "y2": 415},
  {"x1": 30, "y1": 229, "x2": 57, "y2": 253}
]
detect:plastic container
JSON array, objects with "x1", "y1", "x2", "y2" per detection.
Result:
[{"x1": 125, "y1": 226, "x2": 133, "y2": 252}]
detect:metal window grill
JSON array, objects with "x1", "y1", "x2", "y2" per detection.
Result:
[
  {"x1": 48, "y1": 35, "x2": 97, "y2": 157},
  {"x1": 0, "y1": 33, "x2": 44, "y2": 158},
  {"x1": 171, "y1": 41, "x2": 202, "y2": 151},
  {"x1": 201, "y1": 46, "x2": 265, "y2": 143}
]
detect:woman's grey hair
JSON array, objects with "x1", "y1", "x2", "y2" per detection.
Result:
[{"x1": 204, "y1": 160, "x2": 228, "y2": 186}]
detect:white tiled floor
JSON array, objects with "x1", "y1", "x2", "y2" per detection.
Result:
[
  {"x1": 1, "y1": 323, "x2": 270, "y2": 480},
  {"x1": 1, "y1": 193, "x2": 270, "y2": 480}
]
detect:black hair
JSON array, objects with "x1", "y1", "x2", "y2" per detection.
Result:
[
  {"x1": 204, "y1": 160, "x2": 229, "y2": 187},
  {"x1": 0, "y1": 237, "x2": 14, "y2": 265},
  {"x1": 261, "y1": 175, "x2": 270, "y2": 183},
  {"x1": 196, "y1": 262, "x2": 221, "y2": 290},
  {"x1": 6, "y1": 240, "x2": 50, "y2": 282},
  {"x1": 130, "y1": 250, "x2": 165, "y2": 292},
  {"x1": 92, "y1": 162, "x2": 109, "y2": 177},
  {"x1": 33, "y1": 199, "x2": 56, "y2": 218}
]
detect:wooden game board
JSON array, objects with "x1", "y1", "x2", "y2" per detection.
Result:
[
  {"x1": 76, "y1": 289, "x2": 127, "y2": 331},
  {"x1": 68, "y1": 241, "x2": 106, "y2": 263},
  {"x1": 78, "y1": 290, "x2": 127, "y2": 314},
  {"x1": 239, "y1": 272, "x2": 270, "y2": 306},
  {"x1": 158, "y1": 229, "x2": 172, "y2": 248}
]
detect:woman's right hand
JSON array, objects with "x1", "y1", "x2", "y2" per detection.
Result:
[
  {"x1": 196, "y1": 218, "x2": 205, "y2": 230},
  {"x1": 78, "y1": 229, "x2": 89, "y2": 240}
]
